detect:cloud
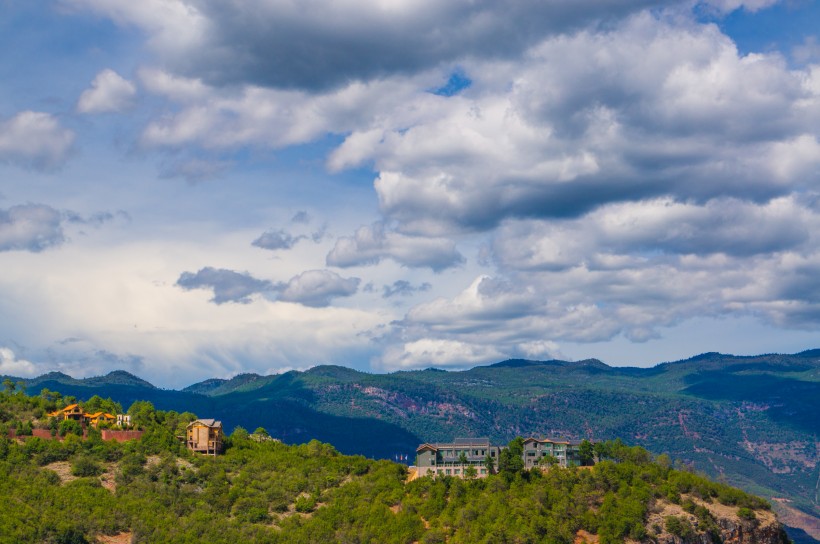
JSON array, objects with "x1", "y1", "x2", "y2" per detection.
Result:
[
  {"x1": 278, "y1": 269, "x2": 360, "y2": 307},
  {"x1": 68, "y1": 0, "x2": 664, "y2": 91},
  {"x1": 0, "y1": 204, "x2": 65, "y2": 252},
  {"x1": 698, "y1": 0, "x2": 780, "y2": 14},
  {"x1": 252, "y1": 229, "x2": 305, "y2": 251},
  {"x1": 138, "y1": 67, "x2": 209, "y2": 101},
  {"x1": 383, "y1": 280, "x2": 432, "y2": 298},
  {"x1": 0, "y1": 111, "x2": 75, "y2": 170},
  {"x1": 291, "y1": 211, "x2": 310, "y2": 224},
  {"x1": 176, "y1": 267, "x2": 274, "y2": 304},
  {"x1": 489, "y1": 196, "x2": 814, "y2": 272},
  {"x1": 381, "y1": 338, "x2": 504, "y2": 370},
  {"x1": 321, "y1": 14, "x2": 820, "y2": 236},
  {"x1": 327, "y1": 222, "x2": 464, "y2": 271},
  {"x1": 77, "y1": 69, "x2": 137, "y2": 113},
  {"x1": 0, "y1": 347, "x2": 38, "y2": 377}
]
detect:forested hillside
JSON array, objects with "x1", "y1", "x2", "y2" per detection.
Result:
[
  {"x1": 0, "y1": 389, "x2": 790, "y2": 543},
  {"x1": 5, "y1": 350, "x2": 819, "y2": 540}
]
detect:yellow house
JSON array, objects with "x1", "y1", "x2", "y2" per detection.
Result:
[
  {"x1": 85, "y1": 412, "x2": 116, "y2": 428},
  {"x1": 186, "y1": 419, "x2": 223, "y2": 456},
  {"x1": 47, "y1": 404, "x2": 85, "y2": 422}
]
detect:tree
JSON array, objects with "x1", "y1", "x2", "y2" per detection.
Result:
[
  {"x1": 2, "y1": 379, "x2": 14, "y2": 394},
  {"x1": 498, "y1": 437, "x2": 525, "y2": 475},
  {"x1": 538, "y1": 454, "x2": 559, "y2": 468},
  {"x1": 59, "y1": 419, "x2": 83, "y2": 437},
  {"x1": 127, "y1": 400, "x2": 156, "y2": 428},
  {"x1": 253, "y1": 427, "x2": 269, "y2": 437},
  {"x1": 579, "y1": 439, "x2": 595, "y2": 466},
  {"x1": 484, "y1": 453, "x2": 496, "y2": 475},
  {"x1": 463, "y1": 465, "x2": 478, "y2": 480}
]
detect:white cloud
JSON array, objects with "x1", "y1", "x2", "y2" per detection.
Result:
[
  {"x1": 77, "y1": 69, "x2": 137, "y2": 113},
  {"x1": 327, "y1": 222, "x2": 464, "y2": 271},
  {"x1": 0, "y1": 347, "x2": 38, "y2": 377},
  {"x1": 0, "y1": 111, "x2": 75, "y2": 170},
  {"x1": 138, "y1": 67, "x2": 209, "y2": 101},
  {"x1": 0, "y1": 234, "x2": 385, "y2": 387},
  {"x1": 698, "y1": 0, "x2": 780, "y2": 14},
  {"x1": 380, "y1": 338, "x2": 504, "y2": 370},
  {"x1": 0, "y1": 204, "x2": 65, "y2": 252}
]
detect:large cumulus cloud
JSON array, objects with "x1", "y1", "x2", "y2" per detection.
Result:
[{"x1": 65, "y1": 0, "x2": 671, "y2": 90}]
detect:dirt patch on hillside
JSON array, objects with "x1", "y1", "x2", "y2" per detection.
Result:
[
  {"x1": 574, "y1": 529, "x2": 599, "y2": 543},
  {"x1": 44, "y1": 461, "x2": 77, "y2": 484},
  {"x1": 44, "y1": 461, "x2": 118, "y2": 493},
  {"x1": 97, "y1": 532, "x2": 132, "y2": 544}
]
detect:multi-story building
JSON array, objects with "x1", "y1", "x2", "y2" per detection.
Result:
[
  {"x1": 416, "y1": 437, "x2": 587, "y2": 478},
  {"x1": 522, "y1": 437, "x2": 583, "y2": 469},
  {"x1": 415, "y1": 438, "x2": 499, "y2": 478}
]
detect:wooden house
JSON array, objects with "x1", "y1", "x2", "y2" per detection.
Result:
[{"x1": 186, "y1": 419, "x2": 223, "y2": 455}]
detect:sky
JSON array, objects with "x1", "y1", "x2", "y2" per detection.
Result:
[{"x1": 1, "y1": 0, "x2": 819, "y2": 388}]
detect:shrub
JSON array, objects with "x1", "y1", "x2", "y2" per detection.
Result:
[
  {"x1": 665, "y1": 515, "x2": 694, "y2": 538},
  {"x1": 737, "y1": 507, "x2": 756, "y2": 521},
  {"x1": 295, "y1": 494, "x2": 317, "y2": 513},
  {"x1": 72, "y1": 456, "x2": 103, "y2": 477}
]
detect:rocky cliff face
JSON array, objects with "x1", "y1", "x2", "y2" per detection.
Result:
[{"x1": 646, "y1": 497, "x2": 790, "y2": 544}]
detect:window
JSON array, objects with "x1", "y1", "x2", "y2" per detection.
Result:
[{"x1": 445, "y1": 469, "x2": 451, "y2": 475}]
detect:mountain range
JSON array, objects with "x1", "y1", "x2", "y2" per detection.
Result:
[{"x1": 5, "y1": 350, "x2": 819, "y2": 542}]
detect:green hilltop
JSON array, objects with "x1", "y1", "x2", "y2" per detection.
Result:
[{"x1": 0, "y1": 389, "x2": 790, "y2": 543}]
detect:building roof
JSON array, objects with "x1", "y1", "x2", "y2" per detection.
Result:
[
  {"x1": 523, "y1": 437, "x2": 585, "y2": 446},
  {"x1": 85, "y1": 412, "x2": 116, "y2": 419},
  {"x1": 188, "y1": 418, "x2": 223, "y2": 428},
  {"x1": 416, "y1": 438, "x2": 492, "y2": 452}
]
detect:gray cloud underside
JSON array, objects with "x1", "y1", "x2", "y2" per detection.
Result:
[
  {"x1": 252, "y1": 229, "x2": 306, "y2": 251},
  {"x1": 176, "y1": 267, "x2": 274, "y2": 304},
  {"x1": 383, "y1": 280, "x2": 432, "y2": 299},
  {"x1": 278, "y1": 269, "x2": 360, "y2": 307},
  {"x1": 176, "y1": 267, "x2": 360, "y2": 307},
  {"x1": 138, "y1": 0, "x2": 663, "y2": 90}
]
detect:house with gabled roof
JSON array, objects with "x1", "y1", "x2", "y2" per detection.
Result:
[
  {"x1": 186, "y1": 419, "x2": 223, "y2": 456},
  {"x1": 47, "y1": 404, "x2": 85, "y2": 422},
  {"x1": 85, "y1": 412, "x2": 116, "y2": 428}
]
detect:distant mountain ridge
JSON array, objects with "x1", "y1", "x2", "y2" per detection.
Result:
[{"x1": 7, "y1": 350, "x2": 820, "y2": 542}]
